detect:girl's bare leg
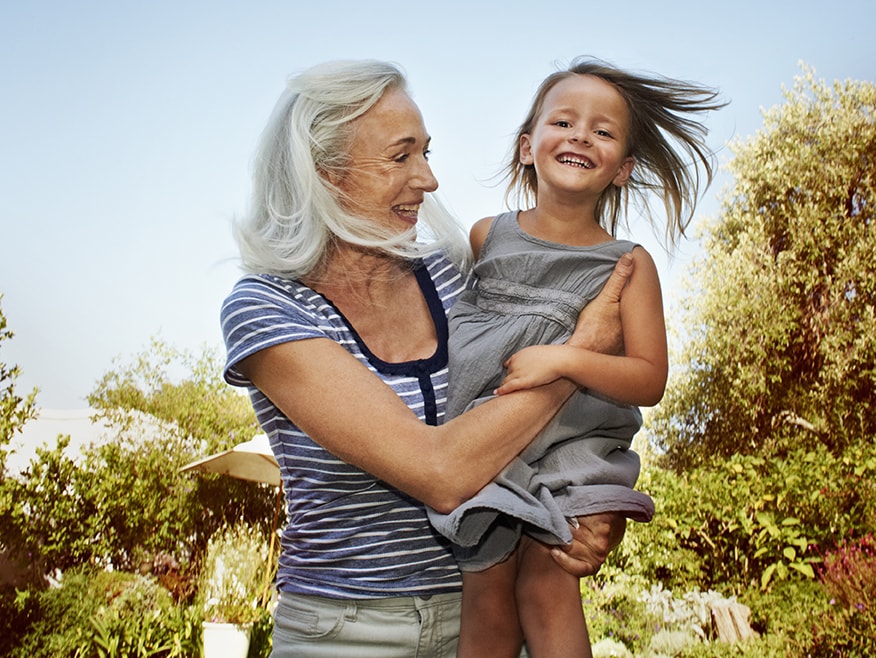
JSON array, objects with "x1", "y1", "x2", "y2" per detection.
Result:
[
  {"x1": 457, "y1": 551, "x2": 524, "y2": 658},
  {"x1": 516, "y1": 535, "x2": 592, "y2": 658}
]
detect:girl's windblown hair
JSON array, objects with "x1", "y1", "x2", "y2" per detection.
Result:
[{"x1": 504, "y1": 56, "x2": 728, "y2": 247}]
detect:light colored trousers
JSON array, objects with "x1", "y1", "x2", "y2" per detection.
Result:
[{"x1": 270, "y1": 591, "x2": 462, "y2": 658}]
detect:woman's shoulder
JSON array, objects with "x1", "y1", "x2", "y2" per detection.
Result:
[
  {"x1": 225, "y1": 272, "x2": 307, "y2": 301},
  {"x1": 220, "y1": 272, "x2": 322, "y2": 324},
  {"x1": 421, "y1": 251, "x2": 469, "y2": 303},
  {"x1": 423, "y1": 247, "x2": 471, "y2": 273}
]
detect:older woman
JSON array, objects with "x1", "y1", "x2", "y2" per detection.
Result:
[{"x1": 221, "y1": 59, "x2": 630, "y2": 658}]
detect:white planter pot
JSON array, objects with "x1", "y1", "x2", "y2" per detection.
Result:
[{"x1": 202, "y1": 621, "x2": 252, "y2": 658}]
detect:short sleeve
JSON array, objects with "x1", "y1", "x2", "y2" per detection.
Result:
[{"x1": 220, "y1": 275, "x2": 329, "y2": 387}]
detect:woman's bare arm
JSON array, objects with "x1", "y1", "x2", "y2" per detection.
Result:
[
  {"x1": 237, "y1": 250, "x2": 633, "y2": 515},
  {"x1": 239, "y1": 339, "x2": 574, "y2": 514}
]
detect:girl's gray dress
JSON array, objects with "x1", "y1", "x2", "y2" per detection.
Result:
[{"x1": 428, "y1": 211, "x2": 655, "y2": 571}]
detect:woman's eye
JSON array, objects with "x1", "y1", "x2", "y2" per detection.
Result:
[
  {"x1": 423, "y1": 149, "x2": 432, "y2": 161},
  {"x1": 395, "y1": 154, "x2": 410, "y2": 163}
]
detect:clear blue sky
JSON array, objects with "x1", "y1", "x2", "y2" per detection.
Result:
[{"x1": 1, "y1": 0, "x2": 873, "y2": 409}]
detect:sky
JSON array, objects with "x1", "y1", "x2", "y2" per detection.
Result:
[{"x1": 1, "y1": 0, "x2": 874, "y2": 412}]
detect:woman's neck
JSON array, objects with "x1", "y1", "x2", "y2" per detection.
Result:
[
  {"x1": 302, "y1": 243, "x2": 412, "y2": 304},
  {"x1": 302, "y1": 243, "x2": 436, "y2": 363}
]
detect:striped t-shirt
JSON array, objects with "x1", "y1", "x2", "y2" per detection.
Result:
[{"x1": 221, "y1": 252, "x2": 467, "y2": 599}]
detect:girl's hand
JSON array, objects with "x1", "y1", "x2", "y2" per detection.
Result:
[{"x1": 495, "y1": 345, "x2": 567, "y2": 394}]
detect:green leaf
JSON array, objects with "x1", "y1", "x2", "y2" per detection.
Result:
[
  {"x1": 789, "y1": 562, "x2": 816, "y2": 579},
  {"x1": 761, "y1": 563, "x2": 777, "y2": 589}
]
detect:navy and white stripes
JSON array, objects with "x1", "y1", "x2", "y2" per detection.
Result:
[{"x1": 221, "y1": 253, "x2": 467, "y2": 599}]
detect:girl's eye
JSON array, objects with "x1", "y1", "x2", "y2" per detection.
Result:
[
  {"x1": 596, "y1": 129, "x2": 613, "y2": 138},
  {"x1": 554, "y1": 121, "x2": 571, "y2": 128}
]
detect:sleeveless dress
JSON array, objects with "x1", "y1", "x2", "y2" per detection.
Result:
[{"x1": 428, "y1": 211, "x2": 655, "y2": 571}]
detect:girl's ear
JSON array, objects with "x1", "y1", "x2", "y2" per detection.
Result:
[
  {"x1": 519, "y1": 134, "x2": 534, "y2": 165},
  {"x1": 613, "y1": 156, "x2": 635, "y2": 187}
]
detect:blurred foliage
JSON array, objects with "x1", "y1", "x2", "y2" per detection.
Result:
[
  {"x1": 88, "y1": 336, "x2": 258, "y2": 453},
  {"x1": 197, "y1": 522, "x2": 276, "y2": 625},
  {"x1": 809, "y1": 534, "x2": 876, "y2": 655},
  {"x1": 607, "y1": 439, "x2": 876, "y2": 596},
  {"x1": 0, "y1": 294, "x2": 39, "y2": 472},
  {"x1": 6, "y1": 568, "x2": 201, "y2": 658},
  {"x1": 1, "y1": 338, "x2": 269, "y2": 576},
  {"x1": 650, "y1": 66, "x2": 876, "y2": 470},
  {"x1": 0, "y1": 295, "x2": 41, "y2": 594}
]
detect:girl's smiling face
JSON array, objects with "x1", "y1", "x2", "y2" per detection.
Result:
[
  {"x1": 334, "y1": 87, "x2": 438, "y2": 235},
  {"x1": 519, "y1": 74, "x2": 635, "y2": 200}
]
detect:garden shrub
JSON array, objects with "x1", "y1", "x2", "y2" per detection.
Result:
[
  {"x1": 807, "y1": 534, "x2": 876, "y2": 657},
  {"x1": 6, "y1": 568, "x2": 199, "y2": 658},
  {"x1": 0, "y1": 586, "x2": 38, "y2": 657},
  {"x1": 610, "y1": 438, "x2": 876, "y2": 595},
  {"x1": 584, "y1": 575, "x2": 655, "y2": 652}
]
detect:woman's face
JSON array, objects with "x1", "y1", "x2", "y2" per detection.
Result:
[{"x1": 335, "y1": 88, "x2": 438, "y2": 234}]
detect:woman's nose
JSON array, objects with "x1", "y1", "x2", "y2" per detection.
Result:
[{"x1": 414, "y1": 158, "x2": 439, "y2": 192}]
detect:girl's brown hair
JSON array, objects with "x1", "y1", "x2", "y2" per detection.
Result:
[{"x1": 504, "y1": 57, "x2": 728, "y2": 246}]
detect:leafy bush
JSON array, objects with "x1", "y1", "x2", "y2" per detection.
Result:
[
  {"x1": 6, "y1": 568, "x2": 199, "y2": 658},
  {"x1": 1, "y1": 339, "x2": 275, "y2": 578},
  {"x1": 198, "y1": 523, "x2": 275, "y2": 625},
  {"x1": 584, "y1": 576, "x2": 655, "y2": 652},
  {"x1": 609, "y1": 439, "x2": 876, "y2": 595},
  {"x1": 807, "y1": 534, "x2": 876, "y2": 656}
]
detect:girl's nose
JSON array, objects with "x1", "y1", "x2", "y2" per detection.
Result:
[{"x1": 570, "y1": 128, "x2": 590, "y2": 145}]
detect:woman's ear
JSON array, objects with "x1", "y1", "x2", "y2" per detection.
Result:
[
  {"x1": 613, "y1": 156, "x2": 635, "y2": 187},
  {"x1": 519, "y1": 134, "x2": 534, "y2": 165},
  {"x1": 319, "y1": 163, "x2": 343, "y2": 188}
]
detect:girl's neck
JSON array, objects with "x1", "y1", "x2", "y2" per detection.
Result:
[{"x1": 519, "y1": 199, "x2": 613, "y2": 247}]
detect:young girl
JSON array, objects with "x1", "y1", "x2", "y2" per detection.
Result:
[{"x1": 428, "y1": 58, "x2": 726, "y2": 657}]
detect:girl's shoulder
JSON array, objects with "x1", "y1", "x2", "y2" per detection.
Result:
[{"x1": 469, "y1": 211, "x2": 519, "y2": 258}]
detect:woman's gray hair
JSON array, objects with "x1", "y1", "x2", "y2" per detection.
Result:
[{"x1": 234, "y1": 59, "x2": 469, "y2": 278}]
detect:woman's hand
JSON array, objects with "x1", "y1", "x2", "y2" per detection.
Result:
[
  {"x1": 548, "y1": 254, "x2": 635, "y2": 576},
  {"x1": 550, "y1": 513, "x2": 627, "y2": 577},
  {"x1": 568, "y1": 251, "x2": 634, "y2": 354}
]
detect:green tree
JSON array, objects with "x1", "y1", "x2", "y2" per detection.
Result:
[
  {"x1": 0, "y1": 295, "x2": 39, "y2": 575},
  {"x1": 0, "y1": 296, "x2": 41, "y2": 654},
  {"x1": 651, "y1": 65, "x2": 876, "y2": 470},
  {"x1": 5, "y1": 338, "x2": 270, "y2": 576},
  {"x1": 0, "y1": 295, "x2": 38, "y2": 471}
]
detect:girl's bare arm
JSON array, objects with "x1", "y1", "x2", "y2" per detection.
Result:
[{"x1": 498, "y1": 247, "x2": 667, "y2": 406}]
